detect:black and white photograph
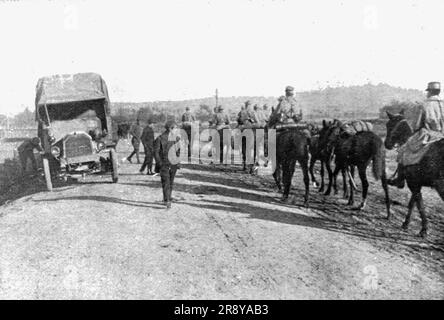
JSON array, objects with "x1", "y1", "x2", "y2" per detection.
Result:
[{"x1": 0, "y1": 0, "x2": 443, "y2": 303}]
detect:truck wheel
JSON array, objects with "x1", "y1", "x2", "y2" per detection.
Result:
[
  {"x1": 110, "y1": 149, "x2": 118, "y2": 183},
  {"x1": 42, "y1": 157, "x2": 53, "y2": 191}
]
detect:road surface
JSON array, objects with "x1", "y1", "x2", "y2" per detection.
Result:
[{"x1": 0, "y1": 148, "x2": 443, "y2": 299}]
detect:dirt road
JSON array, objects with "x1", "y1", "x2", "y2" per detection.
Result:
[{"x1": 0, "y1": 148, "x2": 443, "y2": 299}]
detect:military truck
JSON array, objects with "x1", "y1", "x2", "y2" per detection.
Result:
[{"x1": 35, "y1": 73, "x2": 118, "y2": 191}]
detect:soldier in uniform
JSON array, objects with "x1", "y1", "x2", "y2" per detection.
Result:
[
  {"x1": 181, "y1": 106, "x2": 195, "y2": 161},
  {"x1": 139, "y1": 120, "x2": 155, "y2": 175},
  {"x1": 263, "y1": 104, "x2": 271, "y2": 121},
  {"x1": 237, "y1": 101, "x2": 257, "y2": 171},
  {"x1": 17, "y1": 137, "x2": 43, "y2": 173},
  {"x1": 253, "y1": 104, "x2": 267, "y2": 127},
  {"x1": 388, "y1": 81, "x2": 444, "y2": 188},
  {"x1": 154, "y1": 120, "x2": 181, "y2": 209},
  {"x1": 269, "y1": 86, "x2": 302, "y2": 127},
  {"x1": 237, "y1": 100, "x2": 255, "y2": 127},
  {"x1": 210, "y1": 105, "x2": 230, "y2": 164},
  {"x1": 126, "y1": 119, "x2": 143, "y2": 164}
]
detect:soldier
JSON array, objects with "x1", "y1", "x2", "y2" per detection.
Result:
[
  {"x1": 17, "y1": 137, "x2": 43, "y2": 173},
  {"x1": 139, "y1": 120, "x2": 155, "y2": 175},
  {"x1": 181, "y1": 106, "x2": 195, "y2": 161},
  {"x1": 253, "y1": 104, "x2": 267, "y2": 128},
  {"x1": 388, "y1": 81, "x2": 444, "y2": 188},
  {"x1": 211, "y1": 105, "x2": 230, "y2": 164},
  {"x1": 237, "y1": 100, "x2": 255, "y2": 127},
  {"x1": 269, "y1": 86, "x2": 302, "y2": 127},
  {"x1": 263, "y1": 104, "x2": 271, "y2": 121},
  {"x1": 154, "y1": 120, "x2": 181, "y2": 209},
  {"x1": 126, "y1": 119, "x2": 143, "y2": 164},
  {"x1": 237, "y1": 101, "x2": 258, "y2": 171}
]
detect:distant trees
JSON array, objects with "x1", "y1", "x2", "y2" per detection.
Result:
[
  {"x1": 0, "y1": 114, "x2": 7, "y2": 127},
  {"x1": 12, "y1": 108, "x2": 35, "y2": 127},
  {"x1": 0, "y1": 108, "x2": 36, "y2": 128},
  {"x1": 195, "y1": 104, "x2": 213, "y2": 122},
  {"x1": 106, "y1": 83, "x2": 426, "y2": 124},
  {"x1": 379, "y1": 100, "x2": 420, "y2": 120}
]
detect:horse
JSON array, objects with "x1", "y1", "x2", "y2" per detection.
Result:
[
  {"x1": 317, "y1": 120, "x2": 347, "y2": 196},
  {"x1": 308, "y1": 122, "x2": 335, "y2": 193},
  {"x1": 385, "y1": 111, "x2": 444, "y2": 237},
  {"x1": 320, "y1": 120, "x2": 391, "y2": 218},
  {"x1": 272, "y1": 128, "x2": 311, "y2": 207}
]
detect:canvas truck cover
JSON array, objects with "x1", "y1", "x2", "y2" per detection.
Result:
[{"x1": 35, "y1": 72, "x2": 111, "y2": 112}]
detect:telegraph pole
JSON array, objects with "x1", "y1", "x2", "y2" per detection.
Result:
[{"x1": 215, "y1": 88, "x2": 218, "y2": 110}]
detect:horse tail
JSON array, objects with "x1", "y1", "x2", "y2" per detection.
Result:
[{"x1": 372, "y1": 138, "x2": 385, "y2": 181}]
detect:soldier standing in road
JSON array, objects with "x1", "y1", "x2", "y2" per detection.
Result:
[
  {"x1": 263, "y1": 104, "x2": 271, "y2": 121},
  {"x1": 154, "y1": 120, "x2": 181, "y2": 209},
  {"x1": 17, "y1": 137, "x2": 43, "y2": 174},
  {"x1": 211, "y1": 105, "x2": 230, "y2": 164},
  {"x1": 181, "y1": 106, "x2": 195, "y2": 161},
  {"x1": 126, "y1": 120, "x2": 143, "y2": 164},
  {"x1": 237, "y1": 101, "x2": 257, "y2": 172},
  {"x1": 139, "y1": 120, "x2": 155, "y2": 175}
]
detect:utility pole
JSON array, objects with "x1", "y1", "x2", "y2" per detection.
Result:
[{"x1": 215, "y1": 88, "x2": 218, "y2": 111}]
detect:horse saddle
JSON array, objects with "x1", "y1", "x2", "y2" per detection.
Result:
[
  {"x1": 275, "y1": 123, "x2": 308, "y2": 131},
  {"x1": 398, "y1": 128, "x2": 444, "y2": 166},
  {"x1": 341, "y1": 120, "x2": 373, "y2": 136},
  {"x1": 275, "y1": 123, "x2": 311, "y2": 139}
]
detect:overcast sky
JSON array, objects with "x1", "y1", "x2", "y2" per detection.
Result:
[{"x1": 1, "y1": 0, "x2": 444, "y2": 115}]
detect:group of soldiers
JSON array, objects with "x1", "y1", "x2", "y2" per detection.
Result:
[
  {"x1": 16, "y1": 83, "x2": 444, "y2": 209},
  {"x1": 120, "y1": 86, "x2": 303, "y2": 207}
]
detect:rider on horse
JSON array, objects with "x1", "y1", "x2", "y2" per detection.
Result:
[
  {"x1": 388, "y1": 81, "x2": 444, "y2": 188},
  {"x1": 268, "y1": 86, "x2": 302, "y2": 128}
]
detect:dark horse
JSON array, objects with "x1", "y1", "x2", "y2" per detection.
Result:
[
  {"x1": 308, "y1": 122, "x2": 336, "y2": 193},
  {"x1": 385, "y1": 111, "x2": 444, "y2": 237},
  {"x1": 317, "y1": 120, "x2": 349, "y2": 196},
  {"x1": 272, "y1": 128, "x2": 310, "y2": 207},
  {"x1": 320, "y1": 121, "x2": 391, "y2": 218}
]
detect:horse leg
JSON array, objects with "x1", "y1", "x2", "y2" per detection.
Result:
[
  {"x1": 402, "y1": 192, "x2": 416, "y2": 230},
  {"x1": 309, "y1": 157, "x2": 318, "y2": 188},
  {"x1": 330, "y1": 164, "x2": 341, "y2": 197},
  {"x1": 300, "y1": 158, "x2": 310, "y2": 207},
  {"x1": 273, "y1": 163, "x2": 282, "y2": 192},
  {"x1": 381, "y1": 167, "x2": 391, "y2": 219},
  {"x1": 333, "y1": 164, "x2": 339, "y2": 195},
  {"x1": 357, "y1": 164, "x2": 369, "y2": 210},
  {"x1": 319, "y1": 160, "x2": 325, "y2": 193},
  {"x1": 324, "y1": 159, "x2": 334, "y2": 196},
  {"x1": 282, "y1": 161, "x2": 294, "y2": 201},
  {"x1": 416, "y1": 191, "x2": 428, "y2": 238},
  {"x1": 347, "y1": 166, "x2": 355, "y2": 206},
  {"x1": 342, "y1": 167, "x2": 348, "y2": 199}
]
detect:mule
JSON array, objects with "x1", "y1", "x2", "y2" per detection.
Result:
[
  {"x1": 318, "y1": 120, "x2": 347, "y2": 196},
  {"x1": 320, "y1": 121, "x2": 391, "y2": 218},
  {"x1": 272, "y1": 128, "x2": 310, "y2": 207},
  {"x1": 308, "y1": 134, "x2": 331, "y2": 193},
  {"x1": 385, "y1": 111, "x2": 444, "y2": 237}
]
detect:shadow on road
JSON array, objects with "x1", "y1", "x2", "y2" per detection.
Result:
[{"x1": 33, "y1": 195, "x2": 164, "y2": 209}]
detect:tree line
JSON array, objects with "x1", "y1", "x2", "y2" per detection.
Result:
[{"x1": 0, "y1": 83, "x2": 427, "y2": 128}]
